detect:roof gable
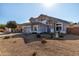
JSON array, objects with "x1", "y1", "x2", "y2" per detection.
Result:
[{"x1": 37, "y1": 14, "x2": 70, "y2": 24}]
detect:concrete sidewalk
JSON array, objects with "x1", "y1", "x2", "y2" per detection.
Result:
[
  {"x1": 0, "y1": 33, "x2": 22, "y2": 38},
  {"x1": 0, "y1": 32, "x2": 4, "y2": 35}
]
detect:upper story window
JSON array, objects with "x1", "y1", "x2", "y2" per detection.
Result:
[{"x1": 42, "y1": 20, "x2": 47, "y2": 24}]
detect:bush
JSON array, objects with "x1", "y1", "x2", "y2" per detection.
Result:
[
  {"x1": 40, "y1": 32, "x2": 49, "y2": 34},
  {"x1": 11, "y1": 35, "x2": 19, "y2": 38},
  {"x1": 36, "y1": 34, "x2": 41, "y2": 38},
  {"x1": 0, "y1": 29, "x2": 5, "y2": 32},
  {"x1": 59, "y1": 35, "x2": 64, "y2": 38},
  {"x1": 59, "y1": 33, "x2": 65, "y2": 38},
  {"x1": 50, "y1": 34, "x2": 53, "y2": 39},
  {"x1": 32, "y1": 32, "x2": 37, "y2": 34},
  {"x1": 56, "y1": 38, "x2": 63, "y2": 40},
  {"x1": 13, "y1": 41, "x2": 16, "y2": 43},
  {"x1": 3, "y1": 36, "x2": 10, "y2": 39},
  {"x1": 41, "y1": 39, "x2": 47, "y2": 44},
  {"x1": 32, "y1": 52, "x2": 37, "y2": 56},
  {"x1": 23, "y1": 38, "x2": 28, "y2": 44}
]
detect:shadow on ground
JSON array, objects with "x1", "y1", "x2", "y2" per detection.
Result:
[
  {"x1": 21, "y1": 33, "x2": 79, "y2": 43},
  {"x1": 21, "y1": 34, "x2": 43, "y2": 43}
]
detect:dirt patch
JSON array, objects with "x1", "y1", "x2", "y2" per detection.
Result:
[
  {"x1": 27, "y1": 39, "x2": 79, "y2": 56},
  {"x1": 0, "y1": 37, "x2": 34, "y2": 56},
  {"x1": 1, "y1": 35, "x2": 79, "y2": 56}
]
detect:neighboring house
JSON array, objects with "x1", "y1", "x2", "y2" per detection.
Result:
[
  {"x1": 4, "y1": 25, "x2": 22, "y2": 33},
  {"x1": 0, "y1": 28, "x2": 5, "y2": 32},
  {"x1": 5, "y1": 27, "x2": 11, "y2": 33},
  {"x1": 67, "y1": 24, "x2": 79, "y2": 35},
  {"x1": 15, "y1": 25, "x2": 22, "y2": 32},
  {"x1": 21, "y1": 14, "x2": 70, "y2": 34}
]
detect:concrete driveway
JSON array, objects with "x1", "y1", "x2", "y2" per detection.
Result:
[
  {"x1": 63, "y1": 34, "x2": 79, "y2": 40},
  {"x1": 0, "y1": 33, "x2": 22, "y2": 38}
]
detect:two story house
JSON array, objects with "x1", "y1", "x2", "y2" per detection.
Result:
[{"x1": 21, "y1": 14, "x2": 70, "y2": 34}]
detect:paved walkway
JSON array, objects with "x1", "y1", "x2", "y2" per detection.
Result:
[
  {"x1": 0, "y1": 32, "x2": 4, "y2": 35},
  {"x1": 0, "y1": 33, "x2": 22, "y2": 38},
  {"x1": 63, "y1": 34, "x2": 79, "y2": 40}
]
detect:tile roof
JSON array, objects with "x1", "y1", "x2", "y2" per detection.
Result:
[
  {"x1": 20, "y1": 14, "x2": 70, "y2": 26},
  {"x1": 20, "y1": 22, "x2": 48, "y2": 26},
  {"x1": 39, "y1": 14, "x2": 70, "y2": 24}
]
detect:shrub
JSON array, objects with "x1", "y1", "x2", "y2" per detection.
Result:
[
  {"x1": 13, "y1": 41, "x2": 16, "y2": 43},
  {"x1": 3, "y1": 36, "x2": 10, "y2": 39},
  {"x1": 32, "y1": 52, "x2": 37, "y2": 56},
  {"x1": 36, "y1": 34, "x2": 41, "y2": 38},
  {"x1": 11, "y1": 36, "x2": 15, "y2": 38},
  {"x1": 56, "y1": 38, "x2": 63, "y2": 40},
  {"x1": 59, "y1": 35, "x2": 64, "y2": 38},
  {"x1": 41, "y1": 39, "x2": 47, "y2": 44},
  {"x1": 59, "y1": 33, "x2": 65, "y2": 38},
  {"x1": 23, "y1": 38, "x2": 28, "y2": 44},
  {"x1": 0, "y1": 29, "x2": 5, "y2": 32},
  {"x1": 50, "y1": 34, "x2": 53, "y2": 39},
  {"x1": 11, "y1": 35, "x2": 19, "y2": 38},
  {"x1": 32, "y1": 32, "x2": 37, "y2": 34},
  {"x1": 40, "y1": 32, "x2": 48, "y2": 34}
]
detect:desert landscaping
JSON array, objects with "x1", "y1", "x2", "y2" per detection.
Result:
[{"x1": 0, "y1": 33, "x2": 79, "y2": 56}]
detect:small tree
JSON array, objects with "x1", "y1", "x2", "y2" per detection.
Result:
[
  {"x1": 6, "y1": 21, "x2": 17, "y2": 32},
  {"x1": 0, "y1": 24, "x2": 6, "y2": 29}
]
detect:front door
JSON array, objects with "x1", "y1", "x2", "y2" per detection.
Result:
[{"x1": 47, "y1": 26, "x2": 50, "y2": 33}]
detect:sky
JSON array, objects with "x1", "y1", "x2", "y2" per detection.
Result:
[{"x1": 0, "y1": 3, "x2": 79, "y2": 24}]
